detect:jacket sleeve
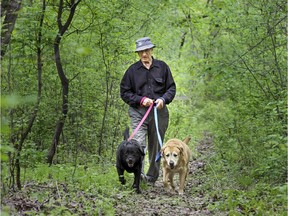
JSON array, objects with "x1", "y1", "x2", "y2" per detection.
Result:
[
  {"x1": 161, "y1": 64, "x2": 176, "y2": 104},
  {"x1": 120, "y1": 68, "x2": 142, "y2": 107}
]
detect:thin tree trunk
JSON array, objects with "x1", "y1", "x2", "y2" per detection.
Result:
[
  {"x1": 14, "y1": 0, "x2": 46, "y2": 190},
  {"x1": 47, "y1": 0, "x2": 82, "y2": 165},
  {"x1": 1, "y1": 0, "x2": 22, "y2": 59}
]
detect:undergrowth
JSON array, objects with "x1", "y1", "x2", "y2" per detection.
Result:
[
  {"x1": 1, "y1": 161, "x2": 137, "y2": 215},
  {"x1": 199, "y1": 153, "x2": 288, "y2": 215}
]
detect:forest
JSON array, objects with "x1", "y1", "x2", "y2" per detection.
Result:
[{"x1": 1, "y1": 0, "x2": 287, "y2": 215}]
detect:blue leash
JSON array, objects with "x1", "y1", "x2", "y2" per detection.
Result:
[{"x1": 154, "y1": 105, "x2": 163, "y2": 162}]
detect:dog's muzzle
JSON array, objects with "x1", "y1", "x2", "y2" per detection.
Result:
[
  {"x1": 169, "y1": 161, "x2": 175, "y2": 169},
  {"x1": 127, "y1": 159, "x2": 134, "y2": 167}
]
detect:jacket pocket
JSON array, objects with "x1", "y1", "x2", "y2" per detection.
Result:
[{"x1": 154, "y1": 77, "x2": 164, "y2": 85}]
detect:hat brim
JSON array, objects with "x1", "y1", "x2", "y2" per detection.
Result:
[{"x1": 135, "y1": 44, "x2": 155, "y2": 52}]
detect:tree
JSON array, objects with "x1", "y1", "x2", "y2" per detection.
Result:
[
  {"x1": 1, "y1": 0, "x2": 22, "y2": 59},
  {"x1": 47, "y1": 0, "x2": 82, "y2": 165},
  {"x1": 3, "y1": 0, "x2": 46, "y2": 190}
]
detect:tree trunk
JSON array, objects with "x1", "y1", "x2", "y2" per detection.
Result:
[
  {"x1": 14, "y1": 0, "x2": 46, "y2": 190},
  {"x1": 47, "y1": 0, "x2": 82, "y2": 165},
  {"x1": 1, "y1": 0, "x2": 22, "y2": 59}
]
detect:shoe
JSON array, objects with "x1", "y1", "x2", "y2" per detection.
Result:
[
  {"x1": 141, "y1": 174, "x2": 155, "y2": 185},
  {"x1": 145, "y1": 176, "x2": 156, "y2": 186}
]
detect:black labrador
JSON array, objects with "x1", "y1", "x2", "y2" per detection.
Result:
[{"x1": 116, "y1": 127, "x2": 145, "y2": 193}]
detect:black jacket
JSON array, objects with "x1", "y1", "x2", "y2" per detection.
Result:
[{"x1": 120, "y1": 58, "x2": 176, "y2": 107}]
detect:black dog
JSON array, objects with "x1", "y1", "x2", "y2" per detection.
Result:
[{"x1": 116, "y1": 127, "x2": 145, "y2": 193}]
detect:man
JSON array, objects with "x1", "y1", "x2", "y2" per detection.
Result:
[{"x1": 120, "y1": 37, "x2": 176, "y2": 184}]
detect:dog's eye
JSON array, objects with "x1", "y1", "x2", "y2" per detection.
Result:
[
  {"x1": 173, "y1": 153, "x2": 178, "y2": 157},
  {"x1": 165, "y1": 153, "x2": 170, "y2": 157}
]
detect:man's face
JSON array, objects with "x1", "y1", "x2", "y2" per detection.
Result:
[{"x1": 137, "y1": 48, "x2": 152, "y2": 63}]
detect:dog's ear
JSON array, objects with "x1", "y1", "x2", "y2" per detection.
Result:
[
  {"x1": 177, "y1": 146, "x2": 184, "y2": 154},
  {"x1": 123, "y1": 127, "x2": 129, "y2": 140},
  {"x1": 161, "y1": 146, "x2": 166, "y2": 157}
]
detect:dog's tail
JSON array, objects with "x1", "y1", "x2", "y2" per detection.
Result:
[
  {"x1": 183, "y1": 136, "x2": 191, "y2": 145},
  {"x1": 183, "y1": 136, "x2": 194, "y2": 161},
  {"x1": 123, "y1": 127, "x2": 129, "y2": 140}
]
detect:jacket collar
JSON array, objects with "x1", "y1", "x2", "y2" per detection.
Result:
[{"x1": 136, "y1": 57, "x2": 159, "y2": 69}]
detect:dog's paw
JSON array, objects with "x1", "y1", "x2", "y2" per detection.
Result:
[
  {"x1": 135, "y1": 188, "x2": 142, "y2": 194},
  {"x1": 164, "y1": 188, "x2": 171, "y2": 194},
  {"x1": 163, "y1": 181, "x2": 169, "y2": 188},
  {"x1": 132, "y1": 185, "x2": 141, "y2": 194},
  {"x1": 178, "y1": 189, "x2": 184, "y2": 195},
  {"x1": 164, "y1": 185, "x2": 172, "y2": 193},
  {"x1": 119, "y1": 177, "x2": 126, "y2": 185}
]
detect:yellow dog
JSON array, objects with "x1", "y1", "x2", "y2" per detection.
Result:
[{"x1": 161, "y1": 137, "x2": 192, "y2": 195}]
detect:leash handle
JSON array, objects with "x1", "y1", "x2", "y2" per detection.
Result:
[{"x1": 128, "y1": 103, "x2": 154, "y2": 141}]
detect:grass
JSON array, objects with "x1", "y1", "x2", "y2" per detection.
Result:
[{"x1": 1, "y1": 161, "x2": 137, "y2": 215}]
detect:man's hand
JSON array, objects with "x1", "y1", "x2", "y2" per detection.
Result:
[
  {"x1": 155, "y1": 98, "x2": 164, "y2": 109},
  {"x1": 142, "y1": 98, "x2": 154, "y2": 107}
]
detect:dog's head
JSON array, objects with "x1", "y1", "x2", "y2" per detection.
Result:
[
  {"x1": 118, "y1": 127, "x2": 145, "y2": 168},
  {"x1": 161, "y1": 145, "x2": 183, "y2": 169},
  {"x1": 121, "y1": 139, "x2": 145, "y2": 168}
]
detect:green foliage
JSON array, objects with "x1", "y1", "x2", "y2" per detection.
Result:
[
  {"x1": 1, "y1": 94, "x2": 37, "y2": 161},
  {"x1": 188, "y1": 140, "x2": 287, "y2": 215},
  {"x1": 208, "y1": 183, "x2": 287, "y2": 215},
  {"x1": 1, "y1": 0, "x2": 287, "y2": 214}
]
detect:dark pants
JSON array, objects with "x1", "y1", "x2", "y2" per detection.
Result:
[{"x1": 128, "y1": 105, "x2": 169, "y2": 181}]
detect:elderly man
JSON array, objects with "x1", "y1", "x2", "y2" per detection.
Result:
[{"x1": 120, "y1": 37, "x2": 176, "y2": 184}]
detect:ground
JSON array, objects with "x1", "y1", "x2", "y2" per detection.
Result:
[{"x1": 2, "y1": 133, "x2": 226, "y2": 215}]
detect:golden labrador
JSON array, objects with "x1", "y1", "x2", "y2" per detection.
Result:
[{"x1": 161, "y1": 137, "x2": 191, "y2": 195}]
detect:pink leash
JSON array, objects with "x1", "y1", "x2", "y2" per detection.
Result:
[{"x1": 128, "y1": 103, "x2": 154, "y2": 141}]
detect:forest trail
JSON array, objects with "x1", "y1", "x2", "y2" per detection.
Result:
[{"x1": 114, "y1": 133, "x2": 223, "y2": 216}]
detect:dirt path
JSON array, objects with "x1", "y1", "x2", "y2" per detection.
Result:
[{"x1": 113, "y1": 133, "x2": 223, "y2": 216}]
